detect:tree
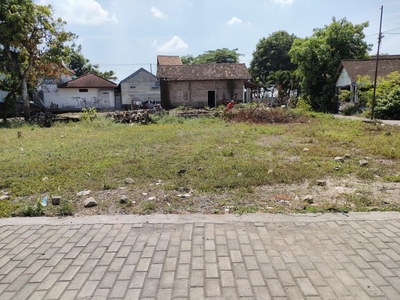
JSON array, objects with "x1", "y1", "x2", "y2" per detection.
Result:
[
  {"x1": 266, "y1": 70, "x2": 290, "y2": 104},
  {"x1": 181, "y1": 48, "x2": 243, "y2": 65},
  {"x1": 289, "y1": 18, "x2": 371, "y2": 112},
  {"x1": 358, "y1": 72, "x2": 400, "y2": 120},
  {"x1": 0, "y1": 74, "x2": 19, "y2": 123},
  {"x1": 68, "y1": 43, "x2": 117, "y2": 81},
  {"x1": 180, "y1": 54, "x2": 195, "y2": 65},
  {"x1": 249, "y1": 31, "x2": 297, "y2": 86},
  {"x1": 0, "y1": 0, "x2": 75, "y2": 120}
]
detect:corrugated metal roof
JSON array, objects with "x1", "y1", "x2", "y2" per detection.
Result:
[
  {"x1": 58, "y1": 73, "x2": 117, "y2": 88},
  {"x1": 157, "y1": 63, "x2": 250, "y2": 81}
]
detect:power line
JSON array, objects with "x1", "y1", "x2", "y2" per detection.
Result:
[
  {"x1": 366, "y1": 26, "x2": 400, "y2": 37},
  {"x1": 383, "y1": 26, "x2": 400, "y2": 33}
]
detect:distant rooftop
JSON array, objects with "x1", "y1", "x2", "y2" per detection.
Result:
[
  {"x1": 157, "y1": 63, "x2": 250, "y2": 81},
  {"x1": 157, "y1": 55, "x2": 182, "y2": 66},
  {"x1": 336, "y1": 55, "x2": 400, "y2": 83}
]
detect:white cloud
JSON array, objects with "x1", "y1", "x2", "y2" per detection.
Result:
[
  {"x1": 155, "y1": 36, "x2": 189, "y2": 53},
  {"x1": 227, "y1": 17, "x2": 242, "y2": 25},
  {"x1": 271, "y1": 0, "x2": 295, "y2": 5},
  {"x1": 151, "y1": 6, "x2": 167, "y2": 19},
  {"x1": 38, "y1": 0, "x2": 118, "y2": 25}
]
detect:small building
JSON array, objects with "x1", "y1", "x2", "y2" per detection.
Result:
[
  {"x1": 39, "y1": 73, "x2": 118, "y2": 112},
  {"x1": 335, "y1": 55, "x2": 400, "y2": 103},
  {"x1": 119, "y1": 68, "x2": 160, "y2": 110},
  {"x1": 156, "y1": 56, "x2": 251, "y2": 109}
]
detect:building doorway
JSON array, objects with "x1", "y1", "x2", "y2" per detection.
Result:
[{"x1": 208, "y1": 91, "x2": 215, "y2": 108}]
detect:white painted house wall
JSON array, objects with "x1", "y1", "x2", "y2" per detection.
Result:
[
  {"x1": 336, "y1": 69, "x2": 351, "y2": 87},
  {"x1": 41, "y1": 83, "x2": 115, "y2": 111}
]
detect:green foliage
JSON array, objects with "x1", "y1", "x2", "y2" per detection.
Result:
[
  {"x1": 290, "y1": 18, "x2": 371, "y2": 112},
  {"x1": 340, "y1": 104, "x2": 360, "y2": 116},
  {"x1": 339, "y1": 90, "x2": 351, "y2": 103},
  {"x1": 358, "y1": 71, "x2": 400, "y2": 120},
  {"x1": 0, "y1": 0, "x2": 76, "y2": 120},
  {"x1": 266, "y1": 70, "x2": 290, "y2": 102},
  {"x1": 0, "y1": 201, "x2": 17, "y2": 218},
  {"x1": 294, "y1": 97, "x2": 312, "y2": 111},
  {"x1": 22, "y1": 200, "x2": 44, "y2": 217},
  {"x1": 181, "y1": 48, "x2": 243, "y2": 64},
  {"x1": 80, "y1": 107, "x2": 98, "y2": 122},
  {"x1": 250, "y1": 30, "x2": 298, "y2": 86},
  {"x1": 57, "y1": 202, "x2": 74, "y2": 216},
  {"x1": 141, "y1": 201, "x2": 157, "y2": 213},
  {"x1": 68, "y1": 43, "x2": 117, "y2": 80}
]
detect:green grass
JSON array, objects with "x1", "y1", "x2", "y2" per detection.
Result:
[{"x1": 0, "y1": 109, "x2": 399, "y2": 217}]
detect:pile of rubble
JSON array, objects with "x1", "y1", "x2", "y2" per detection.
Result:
[{"x1": 109, "y1": 110, "x2": 152, "y2": 124}]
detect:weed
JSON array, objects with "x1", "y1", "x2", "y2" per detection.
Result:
[
  {"x1": 141, "y1": 201, "x2": 157, "y2": 213},
  {"x1": 80, "y1": 107, "x2": 98, "y2": 122},
  {"x1": 22, "y1": 200, "x2": 44, "y2": 217},
  {"x1": 57, "y1": 202, "x2": 74, "y2": 216}
]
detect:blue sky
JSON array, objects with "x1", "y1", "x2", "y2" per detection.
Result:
[{"x1": 36, "y1": 0, "x2": 400, "y2": 82}]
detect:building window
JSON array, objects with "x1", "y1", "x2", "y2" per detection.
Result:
[
  {"x1": 79, "y1": 89, "x2": 88, "y2": 92},
  {"x1": 182, "y1": 90, "x2": 189, "y2": 101},
  {"x1": 130, "y1": 85, "x2": 136, "y2": 89}
]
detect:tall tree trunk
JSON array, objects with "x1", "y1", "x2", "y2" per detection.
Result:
[
  {"x1": 21, "y1": 76, "x2": 30, "y2": 120},
  {"x1": 2, "y1": 93, "x2": 11, "y2": 124}
]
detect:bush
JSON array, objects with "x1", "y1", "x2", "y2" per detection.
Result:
[
  {"x1": 340, "y1": 104, "x2": 360, "y2": 116},
  {"x1": 58, "y1": 202, "x2": 74, "y2": 216},
  {"x1": 358, "y1": 71, "x2": 400, "y2": 120},
  {"x1": 22, "y1": 200, "x2": 44, "y2": 217},
  {"x1": 80, "y1": 107, "x2": 98, "y2": 122},
  {"x1": 375, "y1": 87, "x2": 400, "y2": 120},
  {"x1": 295, "y1": 96, "x2": 312, "y2": 111}
]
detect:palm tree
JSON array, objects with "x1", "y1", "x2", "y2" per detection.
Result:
[{"x1": 266, "y1": 70, "x2": 290, "y2": 105}]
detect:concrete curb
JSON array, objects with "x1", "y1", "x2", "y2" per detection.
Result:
[{"x1": 1, "y1": 211, "x2": 400, "y2": 226}]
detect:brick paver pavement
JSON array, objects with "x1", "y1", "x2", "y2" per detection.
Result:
[{"x1": 0, "y1": 212, "x2": 399, "y2": 299}]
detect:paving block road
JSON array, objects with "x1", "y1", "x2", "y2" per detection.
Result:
[{"x1": 0, "y1": 212, "x2": 399, "y2": 299}]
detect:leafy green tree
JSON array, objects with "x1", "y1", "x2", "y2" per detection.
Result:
[
  {"x1": 180, "y1": 54, "x2": 195, "y2": 65},
  {"x1": 0, "y1": 0, "x2": 75, "y2": 120},
  {"x1": 182, "y1": 48, "x2": 243, "y2": 65},
  {"x1": 249, "y1": 31, "x2": 297, "y2": 86},
  {"x1": 358, "y1": 72, "x2": 400, "y2": 120},
  {"x1": 68, "y1": 44, "x2": 117, "y2": 81},
  {"x1": 289, "y1": 18, "x2": 371, "y2": 112}
]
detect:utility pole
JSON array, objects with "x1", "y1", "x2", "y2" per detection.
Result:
[{"x1": 371, "y1": 5, "x2": 383, "y2": 120}]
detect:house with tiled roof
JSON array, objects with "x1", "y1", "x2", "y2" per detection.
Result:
[
  {"x1": 335, "y1": 55, "x2": 400, "y2": 103},
  {"x1": 156, "y1": 62, "x2": 251, "y2": 109},
  {"x1": 39, "y1": 73, "x2": 118, "y2": 111},
  {"x1": 119, "y1": 68, "x2": 160, "y2": 110}
]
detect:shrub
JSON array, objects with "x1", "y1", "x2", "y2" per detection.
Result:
[
  {"x1": 58, "y1": 202, "x2": 74, "y2": 216},
  {"x1": 340, "y1": 104, "x2": 359, "y2": 116},
  {"x1": 80, "y1": 107, "x2": 98, "y2": 122},
  {"x1": 374, "y1": 87, "x2": 400, "y2": 120},
  {"x1": 295, "y1": 96, "x2": 312, "y2": 111},
  {"x1": 22, "y1": 200, "x2": 44, "y2": 217}
]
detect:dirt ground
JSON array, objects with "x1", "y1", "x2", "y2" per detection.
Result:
[{"x1": 63, "y1": 174, "x2": 400, "y2": 217}]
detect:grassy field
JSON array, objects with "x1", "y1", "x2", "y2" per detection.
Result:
[{"x1": 1, "y1": 107, "x2": 400, "y2": 217}]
